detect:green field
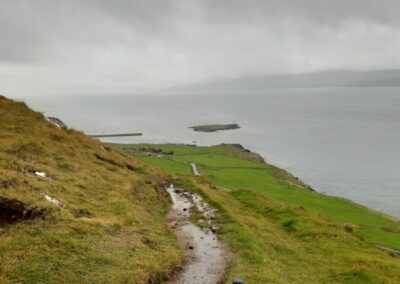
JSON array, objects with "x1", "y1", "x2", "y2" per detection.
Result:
[
  {"x1": 111, "y1": 143, "x2": 400, "y2": 249},
  {"x1": 112, "y1": 143, "x2": 400, "y2": 283}
]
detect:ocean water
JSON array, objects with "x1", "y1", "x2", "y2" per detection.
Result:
[{"x1": 23, "y1": 87, "x2": 400, "y2": 217}]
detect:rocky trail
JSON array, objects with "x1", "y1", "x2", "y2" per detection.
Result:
[{"x1": 165, "y1": 184, "x2": 229, "y2": 284}]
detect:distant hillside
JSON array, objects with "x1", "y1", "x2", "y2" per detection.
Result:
[{"x1": 169, "y1": 70, "x2": 400, "y2": 92}]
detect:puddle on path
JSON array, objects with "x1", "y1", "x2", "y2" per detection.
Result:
[{"x1": 166, "y1": 184, "x2": 229, "y2": 284}]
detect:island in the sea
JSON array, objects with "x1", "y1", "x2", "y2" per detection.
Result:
[{"x1": 190, "y1": 123, "x2": 240, "y2": 132}]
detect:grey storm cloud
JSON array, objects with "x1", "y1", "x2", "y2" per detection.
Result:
[{"x1": 0, "y1": 0, "x2": 400, "y2": 96}]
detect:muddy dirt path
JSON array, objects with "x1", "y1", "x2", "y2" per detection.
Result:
[{"x1": 165, "y1": 184, "x2": 229, "y2": 284}]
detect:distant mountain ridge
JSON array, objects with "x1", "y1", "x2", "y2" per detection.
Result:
[{"x1": 169, "y1": 70, "x2": 400, "y2": 92}]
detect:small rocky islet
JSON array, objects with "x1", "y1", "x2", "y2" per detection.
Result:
[{"x1": 189, "y1": 123, "x2": 240, "y2": 132}]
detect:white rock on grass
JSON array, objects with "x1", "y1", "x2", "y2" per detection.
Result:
[
  {"x1": 30, "y1": 170, "x2": 52, "y2": 180},
  {"x1": 34, "y1": 172, "x2": 47, "y2": 178},
  {"x1": 41, "y1": 193, "x2": 65, "y2": 207}
]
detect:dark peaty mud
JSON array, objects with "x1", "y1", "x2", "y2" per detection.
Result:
[{"x1": 0, "y1": 197, "x2": 44, "y2": 227}]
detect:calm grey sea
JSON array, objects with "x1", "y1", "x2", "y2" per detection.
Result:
[{"x1": 23, "y1": 87, "x2": 400, "y2": 217}]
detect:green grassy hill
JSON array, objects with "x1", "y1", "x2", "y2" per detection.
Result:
[
  {"x1": 1, "y1": 95, "x2": 399, "y2": 283},
  {"x1": 112, "y1": 143, "x2": 400, "y2": 283},
  {"x1": 0, "y1": 97, "x2": 182, "y2": 283}
]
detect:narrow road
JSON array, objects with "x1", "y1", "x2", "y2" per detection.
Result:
[
  {"x1": 165, "y1": 184, "x2": 228, "y2": 284},
  {"x1": 190, "y1": 163, "x2": 201, "y2": 176},
  {"x1": 156, "y1": 155, "x2": 200, "y2": 177}
]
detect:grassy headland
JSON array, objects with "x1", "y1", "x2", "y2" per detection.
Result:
[{"x1": 112, "y1": 143, "x2": 400, "y2": 283}]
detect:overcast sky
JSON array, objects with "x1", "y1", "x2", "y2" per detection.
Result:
[{"x1": 1, "y1": 0, "x2": 400, "y2": 96}]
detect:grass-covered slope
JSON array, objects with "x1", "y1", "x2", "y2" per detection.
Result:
[
  {"x1": 113, "y1": 143, "x2": 400, "y2": 283},
  {"x1": 0, "y1": 97, "x2": 181, "y2": 283}
]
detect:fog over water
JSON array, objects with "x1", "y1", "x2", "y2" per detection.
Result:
[{"x1": 25, "y1": 87, "x2": 400, "y2": 217}]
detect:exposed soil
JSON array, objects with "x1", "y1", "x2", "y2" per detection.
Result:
[
  {"x1": 0, "y1": 197, "x2": 44, "y2": 227},
  {"x1": 165, "y1": 184, "x2": 229, "y2": 284}
]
